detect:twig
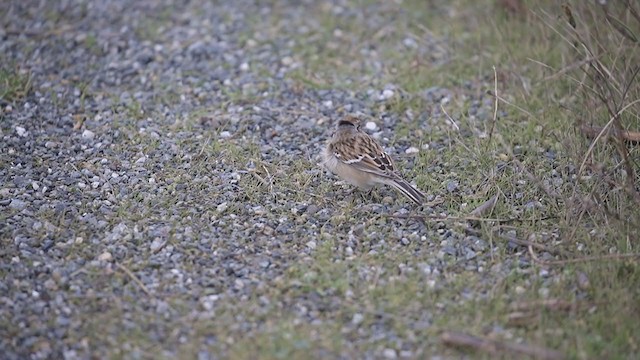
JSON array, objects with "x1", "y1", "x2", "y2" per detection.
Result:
[
  {"x1": 510, "y1": 299, "x2": 593, "y2": 312},
  {"x1": 533, "y1": 56, "x2": 599, "y2": 81},
  {"x1": 151, "y1": 240, "x2": 168, "y2": 254},
  {"x1": 248, "y1": 170, "x2": 268, "y2": 187},
  {"x1": 469, "y1": 194, "x2": 499, "y2": 217},
  {"x1": 197, "y1": 135, "x2": 212, "y2": 158},
  {"x1": 116, "y1": 262, "x2": 152, "y2": 297},
  {"x1": 579, "y1": 124, "x2": 640, "y2": 143},
  {"x1": 506, "y1": 311, "x2": 539, "y2": 327},
  {"x1": 489, "y1": 65, "x2": 498, "y2": 140},
  {"x1": 387, "y1": 213, "x2": 555, "y2": 224},
  {"x1": 528, "y1": 245, "x2": 640, "y2": 265},
  {"x1": 441, "y1": 331, "x2": 564, "y2": 360},
  {"x1": 262, "y1": 164, "x2": 275, "y2": 195},
  {"x1": 499, "y1": 233, "x2": 561, "y2": 255},
  {"x1": 440, "y1": 103, "x2": 460, "y2": 131},
  {"x1": 573, "y1": 76, "x2": 640, "y2": 194},
  {"x1": 487, "y1": 90, "x2": 533, "y2": 118}
]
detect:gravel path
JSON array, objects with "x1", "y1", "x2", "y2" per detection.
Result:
[{"x1": 1, "y1": 1, "x2": 521, "y2": 358}]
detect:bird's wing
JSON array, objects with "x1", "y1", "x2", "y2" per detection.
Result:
[{"x1": 331, "y1": 133, "x2": 398, "y2": 178}]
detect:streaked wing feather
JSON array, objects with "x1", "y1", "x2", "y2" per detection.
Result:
[{"x1": 331, "y1": 134, "x2": 397, "y2": 178}]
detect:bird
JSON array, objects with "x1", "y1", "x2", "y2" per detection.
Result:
[{"x1": 322, "y1": 115, "x2": 426, "y2": 205}]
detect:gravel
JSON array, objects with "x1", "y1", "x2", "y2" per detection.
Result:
[{"x1": 0, "y1": 0, "x2": 554, "y2": 358}]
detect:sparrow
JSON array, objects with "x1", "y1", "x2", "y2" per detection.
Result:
[{"x1": 322, "y1": 115, "x2": 426, "y2": 205}]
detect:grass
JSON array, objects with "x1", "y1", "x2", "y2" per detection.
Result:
[
  {"x1": 0, "y1": 66, "x2": 32, "y2": 105},
  {"x1": 7, "y1": 0, "x2": 638, "y2": 358}
]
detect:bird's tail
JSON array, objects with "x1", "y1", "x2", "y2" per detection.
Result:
[{"x1": 389, "y1": 178, "x2": 426, "y2": 205}]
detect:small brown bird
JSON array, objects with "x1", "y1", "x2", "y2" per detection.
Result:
[{"x1": 322, "y1": 116, "x2": 426, "y2": 205}]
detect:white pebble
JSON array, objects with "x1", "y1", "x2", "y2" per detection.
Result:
[
  {"x1": 82, "y1": 129, "x2": 95, "y2": 140},
  {"x1": 405, "y1": 146, "x2": 419, "y2": 154},
  {"x1": 306, "y1": 241, "x2": 317, "y2": 250},
  {"x1": 150, "y1": 238, "x2": 165, "y2": 252},
  {"x1": 365, "y1": 121, "x2": 378, "y2": 131},
  {"x1": 239, "y1": 62, "x2": 249, "y2": 71},
  {"x1": 323, "y1": 100, "x2": 333, "y2": 108},
  {"x1": 345, "y1": 246, "x2": 354, "y2": 256},
  {"x1": 97, "y1": 251, "x2": 113, "y2": 262},
  {"x1": 200, "y1": 294, "x2": 219, "y2": 311},
  {"x1": 220, "y1": 131, "x2": 231, "y2": 138},
  {"x1": 15, "y1": 126, "x2": 27, "y2": 137},
  {"x1": 351, "y1": 313, "x2": 364, "y2": 325},
  {"x1": 379, "y1": 89, "x2": 395, "y2": 100},
  {"x1": 217, "y1": 202, "x2": 228, "y2": 213},
  {"x1": 281, "y1": 56, "x2": 293, "y2": 66},
  {"x1": 31, "y1": 181, "x2": 39, "y2": 190},
  {"x1": 383, "y1": 348, "x2": 397, "y2": 359}
]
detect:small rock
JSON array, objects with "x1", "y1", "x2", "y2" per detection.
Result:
[
  {"x1": 446, "y1": 180, "x2": 458, "y2": 192},
  {"x1": 577, "y1": 272, "x2": 590, "y2": 290},
  {"x1": 9, "y1": 199, "x2": 27, "y2": 211},
  {"x1": 220, "y1": 131, "x2": 231, "y2": 138},
  {"x1": 464, "y1": 248, "x2": 477, "y2": 260},
  {"x1": 405, "y1": 146, "x2": 419, "y2": 154},
  {"x1": 305, "y1": 205, "x2": 318, "y2": 215},
  {"x1": 200, "y1": 294, "x2": 219, "y2": 311},
  {"x1": 44, "y1": 278, "x2": 57, "y2": 291},
  {"x1": 281, "y1": 56, "x2": 293, "y2": 66},
  {"x1": 150, "y1": 238, "x2": 165, "y2": 252},
  {"x1": 379, "y1": 89, "x2": 395, "y2": 100},
  {"x1": 239, "y1": 62, "x2": 249, "y2": 71},
  {"x1": 306, "y1": 241, "x2": 317, "y2": 250},
  {"x1": 15, "y1": 126, "x2": 27, "y2": 137},
  {"x1": 399, "y1": 350, "x2": 413, "y2": 358},
  {"x1": 539, "y1": 268, "x2": 550, "y2": 278},
  {"x1": 217, "y1": 202, "x2": 228, "y2": 213},
  {"x1": 351, "y1": 313, "x2": 364, "y2": 325},
  {"x1": 97, "y1": 251, "x2": 113, "y2": 262},
  {"x1": 234, "y1": 279, "x2": 244, "y2": 290},
  {"x1": 82, "y1": 130, "x2": 95, "y2": 140},
  {"x1": 383, "y1": 348, "x2": 397, "y2": 359},
  {"x1": 365, "y1": 121, "x2": 378, "y2": 131}
]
